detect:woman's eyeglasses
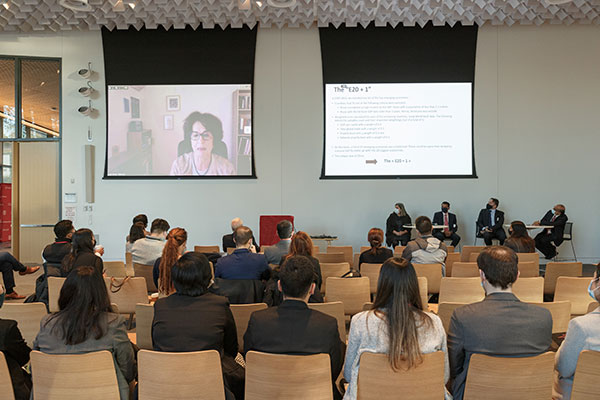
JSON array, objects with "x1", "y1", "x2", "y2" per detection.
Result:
[{"x1": 191, "y1": 131, "x2": 213, "y2": 141}]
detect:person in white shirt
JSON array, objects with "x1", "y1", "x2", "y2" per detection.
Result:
[{"x1": 131, "y1": 218, "x2": 170, "y2": 265}]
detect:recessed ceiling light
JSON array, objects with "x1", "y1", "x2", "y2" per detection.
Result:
[
  {"x1": 2, "y1": 2, "x2": 9, "y2": 10},
  {"x1": 58, "y1": 0, "x2": 92, "y2": 12},
  {"x1": 267, "y1": 0, "x2": 296, "y2": 8}
]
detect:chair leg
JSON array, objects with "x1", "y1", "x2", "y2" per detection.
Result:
[
  {"x1": 128, "y1": 313, "x2": 134, "y2": 330},
  {"x1": 571, "y1": 241, "x2": 577, "y2": 262}
]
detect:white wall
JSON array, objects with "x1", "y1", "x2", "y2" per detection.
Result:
[{"x1": 1, "y1": 24, "x2": 599, "y2": 261}]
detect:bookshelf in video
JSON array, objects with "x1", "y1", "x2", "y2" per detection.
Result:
[{"x1": 233, "y1": 89, "x2": 252, "y2": 174}]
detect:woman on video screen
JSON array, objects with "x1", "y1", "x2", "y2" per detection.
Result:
[{"x1": 170, "y1": 112, "x2": 235, "y2": 176}]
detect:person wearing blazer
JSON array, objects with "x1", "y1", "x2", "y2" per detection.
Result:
[
  {"x1": 432, "y1": 201, "x2": 461, "y2": 247},
  {"x1": 263, "y1": 220, "x2": 293, "y2": 265},
  {"x1": 534, "y1": 204, "x2": 568, "y2": 259},
  {"x1": 448, "y1": 246, "x2": 552, "y2": 400},
  {"x1": 222, "y1": 217, "x2": 259, "y2": 253},
  {"x1": 476, "y1": 198, "x2": 506, "y2": 245}
]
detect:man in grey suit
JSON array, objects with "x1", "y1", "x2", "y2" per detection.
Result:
[
  {"x1": 264, "y1": 220, "x2": 293, "y2": 265},
  {"x1": 448, "y1": 246, "x2": 552, "y2": 400}
]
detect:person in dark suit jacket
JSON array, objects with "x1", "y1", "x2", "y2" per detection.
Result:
[
  {"x1": 222, "y1": 217, "x2": 260, "y2": 253},
  {"x1": 432, "y1": 201, "x2": 461, "y2": 247},
  {"x1": 533, "y1": 204, "x2": 568, "y2": 259},
  {"x1": 448, "y1": 246, "x2": 552, "y2": 400},
  {"x1": 152, "y1": 252, "x2": 243, "y2": 400},
  {"x1": 243, "y1": 255, "x2": 344, "y2": 398},
  {"x1": 215, "y1": 226, "x2": 270, "y2": 280},
  {"x1": 263, "y1": 220, "x2": 293, "y2": 265},
  {"x1": 476, "y1": 198, "x2": 506, "y2": 245}
]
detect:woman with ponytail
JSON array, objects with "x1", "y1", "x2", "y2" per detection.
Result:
[
  {"x1": 153, "y1": 228, "x2": 187, "y2": 296},
  {"x1": 358, "y1": 228, "x2": 393, "y2": 269}
]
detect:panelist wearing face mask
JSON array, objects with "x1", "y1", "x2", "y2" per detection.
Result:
[
  {"x1": 476, "y1": 198, "x2": 506, "y2": 246},
  {"x1": 432, "y1": 201, "x2": 461, "y2": 247},
  {"x1": 554, "y1": 264, "x2": 600, "y2": 400},
  {"x1": 532, "y1": 204, "x2": 568, "y2": 260},
  {"x1": 385, "y1": 202, "x2": 412, "y2": 248}
]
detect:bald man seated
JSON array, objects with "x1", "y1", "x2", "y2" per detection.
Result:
[{"x1": 222, "y1": 217, "x2": 259, "y2": 253}]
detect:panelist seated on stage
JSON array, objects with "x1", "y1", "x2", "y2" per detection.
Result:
[
  {"x1": 533, "y1": 204, "x2": 568, "y2": 259},
  {"x1": 386, "y1": 202, "x2": 412, "y2": 247},
  {"x1": 432, "y1": 201, "x2": 461, "y2": 247},
  {"x1": 504, "y1": 221, "x2": 536, "y2": 253},
  {"x1": 215, "y1": 226, "x2": 270, "y2": 280},
  {"x1": 222, "y1": 217, "x2": 259, "y2": 253},
  {"x1": 402, "y1": 216, "x2": 448, "y2": 275},
  {"x1": 476, "y1": 198, "x2": 506, "y2": 245}
]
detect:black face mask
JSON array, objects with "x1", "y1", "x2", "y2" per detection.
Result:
[
  {"x1": 441, "y1": 207, "x2": 449, "y2": 213},
  {"x1": 486, "y1": 204, "x2": 492, "y2": 210}
]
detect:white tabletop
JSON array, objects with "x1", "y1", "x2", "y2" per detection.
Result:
[
  {"x1": 503, "y1": 225, "x2": 553, "y2": 229},
  {"x1": 404, "y1": 225, "x2": 448, "y2": 229}
]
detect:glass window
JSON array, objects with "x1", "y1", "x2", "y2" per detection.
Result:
[
  {"x1": 1, "y1": 143, "x2": 11, "y2": 184},
  {"x1": 0, "y1": 59, "x2": 16, "y2": 139},
  {"x1": 20, "y1": 59, "x2": 60, "y2": 138}
]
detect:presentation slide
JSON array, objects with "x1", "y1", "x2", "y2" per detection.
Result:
[
  {"x1": 323, "y1": 82, "x2": 473, "y2": 178},
  {"x1": 106, "y1": 84, "x2": 253, "y2": 178}
]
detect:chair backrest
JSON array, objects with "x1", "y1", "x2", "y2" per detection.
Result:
[
  {"x1": 230, "y1": 303, "x2": 268, "y2": 352},
  {"x1": 512, "y1": 277, "x2": 544, "y2": 302},
  {"x1": 445, "y1": 252, "x2": 461, "y2": 277},
  {"x1": 312, "y1": 246, "x2": 320, "y2": 254},
  {"x1": 563, "y1": 222, "x2": 573, "y2": 239},
  {"x1": 518, "y1": 261, "x2": 539, "y2": 278},
  {"x1": 320, "y1": 262, "x2": 351, "y2": 295},
  {"x1": 0, "y1": 352, "x2": 14, "y2": 400},
  {"x1": 468, "y1": 252, "x2": 481, "y2": 262},
  {"x1": 103, "y1": 261, "x2": 127, "y2": 278},
  {"x1": 555, "y1": 277, "x2": 596, "y2": 315},
  {"x1": 544, "y1": 262, "x2": 582, "y2": 295},
  {"x1": 417, "y1": 276, "x2": 428, "y2": 310},
  {"x1": 446, "y1": 245, "x2": 455, "y2": 253},
  {"x1": 571, "y1": 350, "x2": 600, "y2": 400},
  {"x1": 326, "y1": 246, "x2": 353, "y2": 265},
  {"x1": 316, "y1": 252, "x2": 346, "y2": 264},
  {"x1": 361, "y1": 263, "x2": 383, "y2": 294},
  {"x1": 357, "y1": 351, "x2": 445, "y2": 399},
  {"x1": 412, "y1": 263, "x2": 442, "y2": 294},
  {"x1": 138, "y1": 349, "x2": 225, "y2": 400},
  {"x1": 464, "y1": 352, "x2": 555, "y2": 400},
  {"x1": 47, "y1": 276, "x2": 66, "y2": 313},
  {"x1": 135, "y1": 303, "x2": 155, "y2": 350},
  {"x1": 528, "y1": 301, "x2": 571, "y2": 334},
  {"x1": 461, "y1": 245, "x2": 485, "y2": 262},
  {"x1": 437, "y1": 302, "x2": 468, "y2": 332},
  {"x1": 394, "y1": 245, "x2": 405, "y2": 255},
  {"x1": 226, "y1": 247, "x2": 235, "y2": 255},
  {"x1": 194, "y1": 245, "x2": 220, "y2": 254},
  {"x1": 31, "y1": 350, "x2": 120, "y2": 400},
  {"x1": 325, "y1": 277, "x2": 371, "y2": 316},
  {"x1": 104, "y1": 277, "x2": 149, "y2": 314},
  {"x1": 439, "y1": 277, "x2": 485, "y2": 304},
  {"x1": 353, "y1": 253, "x2": 360, "y2": 270},
  {"x1": 451, "y1": 262, "x2": 479, "y2": 277},
  {"x1": 307, "y1": 302, "x2": 346, "y2": 343},
  {"x1": 125, "y1": 252, "x2": 132, "y2": 269},
  {"x1": 588, "y1": 302, "x2": 599, "y2": 313},
  {"x1": 516, "y1": 252, "x2": 539, "y2": 265},
  {"x1": 245, "y1": 351, "x2": 332, "y2": 400},
  {"x1": 360, "y1": 246, "x2": 370, "y2": 253},
  {"x1": 0, "y1": 302, "x2": 47, "y2": 347},
  {"x1": 133, "y1": 263, "x2": 158, "y2": 293}
]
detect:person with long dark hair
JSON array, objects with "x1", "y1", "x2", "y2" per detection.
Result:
[
  {"x1": 126, "y1": 222, "x2": 146, "y2": 254},
  {"x1": 385, "y1": 202, "x2": 412, "y2": 247},
  {"x1": 504, "y1": 221, "x2": 536, "y2": 253},
  {"x1": 152, "y1": 227, "x2": 187, "y2": 295},
  {"x1": 358, "y1": 228, "x2": 393, "y2": 268},
  {"x1": 60, "y1": 228, "x2": 103, "y2": 277},
  {"x1": 343, "y1": 257, "x2": 449, "y2": 400},
  {"x1": 33, "y1": 267, "x2": 136, "y2": 400}
]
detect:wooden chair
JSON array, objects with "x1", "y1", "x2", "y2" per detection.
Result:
[
  {"x1": 529, "y1": 301, "x2": 571, "y2": 333},
  {"x1": 47, "y1": 276, "x2": 66, "y2": 313},
  {"x1": 245, "y1": 351, "x2": 332, "y2": 400},
  {"x1": 230, "y1": 303, "x2": 268, "y2": 352},
  {"x1": 361, "y1": 263, "x2": 382, "y2": 294},
  {"x1": 308, "y1": 302, "x2": 346, "y2": 342},
  {"x1": 104, "y1": 277, "x2": 149, "y2": 328},
  {"x1": 463, "y1": 352, "x2": 554, "y2": 400},
  {"x1": 468, "y1": 252, "x2": 480, "y2": 262},
  {"x1": 417, "y1": 276, "x2": 428, "y2": 310},
  {"x1": 0, "y1": 302, "x2": 47, "y2": 346},
  {"x1": 125, "y1": 252, "x2": 132, "y2": 269},
  {"x1": 135, "y1": 303, "x2": 155, "y2": 350},
  {"x1": 516, "y1": 252, "x2": 539, "y2": 265},
  {"x1": 353, "y1": 253, "x2": 360, "y2": 270},
  {"x1": 544, "y1": 262, "x2": 582, "y2": 295},
  {"x1": 461, "y1": 245, "x2": 485, "y2": 262},
  {"x1": 412, "y1": 264, "x2": 442, "y2": 294},
  {"x1": 555, "y1": 277, "x2": 597, "y2": 315},
  {"x1": 325, "y1": 277, "x2": 371, "y2": 316},
  {"x1": 133, "y1": 263, "x2": 158, "y2": 293},
  {"x1": 512, "y1": 277, "x2": 544, "y2": 302},
  {"x1": 226, "y1": 248, "x2": 235, "y2": 255},
  {"x1": 446, "y1": 245, "x2": 455, "y2": 253},
  {"x1": 518, "y1": 261, "x2": 539, "y2": 278},
  {"x1": 31, "y1": 350, "x2": 120, "y2": 400},
  {"x1": 138, "y1": 350, "x2": 225, "y2": 400},
  {"x1": 327, "y1": 246, "x2": 353, "y2": 266},
  {"x1": 571, "y1": 350, "x2": 600, "y2": 400},
  {"x1": 316, "y1": 252, "x2": 346, "y2": 264},
  {"x1": 194, "y1": 245, "x2": 220, "y2": 254},
  {"x1": 445, "y1": 252, "x2": 461, "y2": 277},
  {"x1": 357, "y1": 351, "x2": 445, "y2": 399},
  {"x1": 437, "y1": 302, "x2": 467, "y2": 332},
  {"x1": 363, "y1": 302, "x2": 373, "y2": 311},
  {"x1": 587, "y1": 302, "x2": 599, "y2": 313},
  {"x1": 360, "y1": 246, "x2": 370, "y2": 253},
  {"x1": 451, "y1": 262, "x2": 479, "y2": 277},
  {"x1": 312, "y1": 246, "x2": 320, "y2": 254},
  {"x1": 394, "y1": 245, "x2": 405, "y2": 255},
  {"x1": 103, "y1": 261, "x2": 127, "y2": 278},
  {"x1": 439, "y1": 278, "x2": 485, "y2": 304},
  {"x1": 320, "y1": 262, "x2": 350, "y2": 295},
  {"x1": 0, "y1": 352, "x2": 14, "y2": 400}
]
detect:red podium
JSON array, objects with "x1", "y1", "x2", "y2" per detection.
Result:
[{"x1": 259, "y1": 215, "x2": 294, "y2": 248}]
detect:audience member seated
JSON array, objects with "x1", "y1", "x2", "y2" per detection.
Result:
[
  {"x1": 385, "y1": 202, "x2": 412, "y2": 247},
  {"x1": 476, "y1": 198, "x2": 506, "y2": 245},
  {"x1": 432, "y1": 201, "x2": 461, "y2": 247},
  {"x1": 131, "y1": 218, "x2": 170, "y2": 265},
  {"x1": 215, "y1": 226, "x2": 269, "y2": 280},
  {"x1": 0, "y1": 284, "x2": 32, "y2": 400},
  {"x1": 533, "y1": 204, "x2": 568, "y2": 259},
  {"x1": 0, "y1": 253, "x2": 39, "y2": 300},
  {"x1": 42, "y1": 219, "x2": 75, "y2": 267},
  {"x1": 402, "y1": 216, "x2": 448, "y2": 275},
  {"x1": 126, "y1": 214, "x2": 149, "y2": 242},
  {"x1": 448, "y1": 246, "x2": 552, "y2": 400},
  {"x1": 222, "y1": 217, "x2": 259, "y2": 253},
  {"x1": 343, "y1": 257, "x2": 450, "y2": 400},
  {"x1": 125, "y1": 222, "x2": 146, "y2": 254},
  {"x1": 61, "y1": 228, "x2": 103, "y2": 277},
  {"x1": 152, "y1": 252, "x2": 243, "y2": 400},
  {"x1": 244, "y1": 255, "x2": 344, "y2": 398},
  {"x1": 34, "y1": 267, "x2": 136, "y2": 400},
  {"x1": 553, "y1": 263, "x2": 600, "y2": 400},
  {"x1": 504, "y1": 221, "x2": 536, "y2": 253},
  {"x1": 152, "y1": 228, "x2": 187, "y2": 296},
  {"x1": 264, "y1": 219, "x2": 293, "y2": 265},
  {"x1": 358, "y1": 227, "x2": 393, "y2": 268}
]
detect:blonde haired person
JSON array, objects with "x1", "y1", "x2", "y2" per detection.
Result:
[{"x1": 152, "y1": 228, "x2": 188, "y2": 296}]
